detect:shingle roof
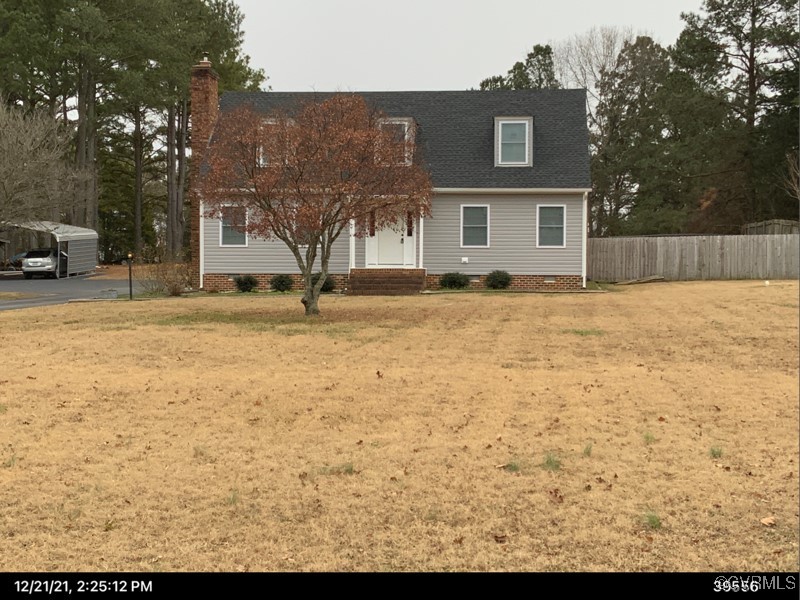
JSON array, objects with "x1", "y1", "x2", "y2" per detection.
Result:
[{"x1": 219, "y1": 89, "x2": 591, "y2": 189}]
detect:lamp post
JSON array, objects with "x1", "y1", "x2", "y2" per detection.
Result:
[{"x1": 127, "y1": 252, "x2": 133, "y2": 300}]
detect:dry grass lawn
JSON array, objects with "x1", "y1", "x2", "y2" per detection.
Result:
[{"x1": 0, "y1": 281, "x2": 797, "y2": 572}]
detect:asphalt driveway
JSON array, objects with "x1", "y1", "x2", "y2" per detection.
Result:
[{"x1": 0, "y1": 273, "x2": 140, "y2": 311}]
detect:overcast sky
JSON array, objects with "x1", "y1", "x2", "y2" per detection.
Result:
[{"x1": 234, "y1": 0, "x2": 705, "y2": 91}]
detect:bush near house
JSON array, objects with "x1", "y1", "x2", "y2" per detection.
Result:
[
  {"x1": 270, "y1": 274, "x2": 293, "y2": 292},
  {"x1": 440, "y1": 272, "x2": 470, "y2": 289},
  {"x1": 233, "y1": 274, "x2": 258, "y2": 293},
  {"x1": 312, "y1": 272, "x2": 335, "y2": 293},
  {"x1": 486, "y1": 270, "x2": 512, "y2": 289}
]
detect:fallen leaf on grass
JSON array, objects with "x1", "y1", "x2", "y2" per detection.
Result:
[
  {"x1": 761, "y1": 516, "x2": 776, "y2": 527},
  {"x1": 493, "y1": 534, "x2": 508, "y2": 544}
]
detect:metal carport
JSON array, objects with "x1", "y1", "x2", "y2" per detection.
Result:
[{"x1": 14, "y1": 221, "x2": 98, "y2": 277}]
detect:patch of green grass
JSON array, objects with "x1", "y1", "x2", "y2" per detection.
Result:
[
  {"x1": 103, "y1": 519, "x2": 118, "y2": 532},
  {"x1": 319, "y1": 462, "x2": 355, "y2": 476},
  {"x1": 583, "y1": 443, "x2": 593, "y2": 457},
  {"x1": 710, "y1": 446, "x2": 723, "y2": 459},
  {"x1": 588, "y1": 281, "x2": 623, "y2": 292},
  {"x1": 156, "y1": 310, "x2": 358, "y2": 339},
  {"x1": 644, "y1": 432, "x2": 656, "y2": 445},
  {"x1": 0, "y1": 404, "x2": 7, "y2": 414},
  {"x1": 542, "y1": 452, "x2": 561, "y2": 471},
  {"x1": 643, "y1": 511, "x2": 662, "y2": 530},
  {"x1": 562, "y1": 328, "x2": 604, "y2": 336},
  {"x1": 2, "y1": 455, "x2": 17, "y2": 468},
  {"x1": 192, "y1": 445, "x2": 214, "y2": 463},
  {"x1": 226, "y1": 489, "x2": 240, "y2": 506},
  {"x1": 504, "y1": 460, "x2": 522, "y2": 473}
]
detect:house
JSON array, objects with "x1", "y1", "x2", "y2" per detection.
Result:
[{"x1": 189, "y1": 59, "x2": 591, "y2": 293}]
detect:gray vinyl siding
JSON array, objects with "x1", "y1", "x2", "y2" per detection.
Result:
[
  {"x1": 423, "y1": 193, "x2": 583, "y2": 275},
  {"x1": 65, "y1": 238, "x2": 97, "y2": 275},
  {"x1": 203, "y1": 216, "x2": 351, "y2": 274}
]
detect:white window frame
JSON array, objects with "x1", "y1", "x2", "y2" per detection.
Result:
[
  {"x1": 257, "y1": 118, "x2": 278, "y2": 168},
  {"x1": 460, "y1": 204, "x2": 490, "y2": 248},
  {"x1": 378, "y1": 117, "x2": 414, "y2": 166},
  {"x1": 495, "y1": 117, "x2": 533, "y2": 167},
  {"x1": 536, "y1": 204, "x2": 566, "y2": 248},
  {"x1": 219, "y1": 205, "x2": 248, "y2": 247}
]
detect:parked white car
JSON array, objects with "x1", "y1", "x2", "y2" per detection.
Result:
[{"x1": 22, "y1": 249, "x2": 61, "y2": 279}]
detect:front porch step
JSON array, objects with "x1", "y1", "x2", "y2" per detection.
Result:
[{"x1": 348, "y1": 268, "x2": 426, "y2": 296}]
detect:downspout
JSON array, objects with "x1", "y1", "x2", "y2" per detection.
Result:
[
  {"x1": 419, "y1": 216, "x2": 424, "y2": 270},
  {"x1": 349, "y1": 219, "x2": 355, "y2": 270},
  {"x1": 581, "y1": 192, "x2": 588, "y2": 288},
  {"x1": 199, "y1": 200, "x2": 205, "y2": 289}
]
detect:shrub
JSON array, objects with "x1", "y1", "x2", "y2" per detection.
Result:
[
  {"x1": 270, "y1": 274, "x2": 293, "y2": 292},
  {"x1": 133, "y1": 260, "x2": 190, "y2": 297},
  {"x1": 233, "y1": 274, "x2": 258, "y2": 293},
  {"x1": 486, "y1": 270, "x2": 512, "y2": 289},
  {"x1": 312, "y1": 272, "x2": 335, "y2": 293},
  {"x1": 440, "y1": 272, "x2": 470, "y2": 289}
]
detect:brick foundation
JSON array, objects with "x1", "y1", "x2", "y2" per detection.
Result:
[
  {"x1": 202, "y1": 273, "x2": 349, "y2": 292},
  {"x1": 203, "y1": 272, "x2": 583, "y2": 293},
  {"x1": 425, "y1": 274, "x2": 582, "y2": 291}
]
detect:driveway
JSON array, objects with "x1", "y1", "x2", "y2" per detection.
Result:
[{"x1": 0, "y1": 273, "x2": 140, "y2": 311}]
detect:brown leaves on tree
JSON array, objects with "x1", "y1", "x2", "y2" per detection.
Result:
[
  {"x1": 199, "y1": 94, "x2": 433, "y2": 315},
  {"x1": 202, "y1": 94, "x2": 433, "y2": 237}
]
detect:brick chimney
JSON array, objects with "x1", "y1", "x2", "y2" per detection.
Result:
[{"x1": 189, "y1": 55, "x2": 219, "y2": 289}]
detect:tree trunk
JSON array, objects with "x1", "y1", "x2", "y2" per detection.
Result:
[
  {"x1": 744, "y1": 3, "x2": 758, "y2": 221},
  {"x1": 73, "y1": 62, "x2": 87, "y2": 227},
  {"x1": 133, "y1": 106, "x2": 143, "y2": 257},
  {"x1": 176, "y1": 98, "x2": 188, "y2": 254},
  {"x1": 301, "y1": 270, "x2": 321, "y2": 316},
  {"x1": 86, "y1": 69, "x2": 97, "y2": 230},
  {"x1": 166, "y1": 103, "x2": 178, "y2": 257}
]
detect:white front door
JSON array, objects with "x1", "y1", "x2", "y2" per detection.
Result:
[
  {"x1": 377, "y1": 227, "x2": 405, "y2": 265},
  {"x1": 365, "y1": 221, "x2": 416, "y2": 267}
]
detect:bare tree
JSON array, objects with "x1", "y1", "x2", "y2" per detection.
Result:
[
  {"x1": 553, "y1": 26, "x2": 638, "y2": 135},
  {"x1": 0, "y1": 101, "x2": 82, "y2": 226},
  {"x1": 201, "y1": 95, "x2": 433, "y2": 316}
]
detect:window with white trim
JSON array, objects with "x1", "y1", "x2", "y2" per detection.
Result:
[
  {"x1": 379, "y1": 117, "x2": 414, "y2": 165},
  {"x1": 495, "y1": 117, "x2": 532, "y2": 167},
  {"x1": 220, "y1": 206, "x2": 247, "y2": 246},
  {"x1": 256, "y1": 118, "x2": 278, "y2": 168},
  {"x1": 537, "y1": 205, "x2": 565, "y2": 247},
  {"x1": 461, "y1": 205, "x2": 489, "y2": 247}
]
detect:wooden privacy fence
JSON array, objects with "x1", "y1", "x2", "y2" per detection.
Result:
[{"x1": 588, "y1": 234, "x2": 800, "y2": 282}]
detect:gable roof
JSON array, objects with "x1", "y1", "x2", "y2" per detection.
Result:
[
  {"x1": 11, "y1": 221, "x2": 98, "y2": 242},
  {"x1": 218, "y1": 90, "x2": 591, "y2": 190}
]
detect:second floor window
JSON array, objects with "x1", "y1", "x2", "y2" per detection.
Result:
[
  {"x1": 379, "y1": 118, "x2": 413, "y2": 166},
  {"x1": 496, "y1": 117, "x2": 532, "y2": 167}
]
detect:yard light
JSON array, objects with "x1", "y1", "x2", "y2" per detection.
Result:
[{"x1": 127, "y1": 252, "x2": 133, "y2": 300}]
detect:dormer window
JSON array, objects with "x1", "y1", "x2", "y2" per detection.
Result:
[
  {"x1": 379, "y1": 117, "x2": 414, "y2": 165},
  {"x1": 256, "y1": 118, "x2": 278, "y2": 168},
  {"x1": 495, "y1": 117, "x2": 533, "y2": 167}
]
